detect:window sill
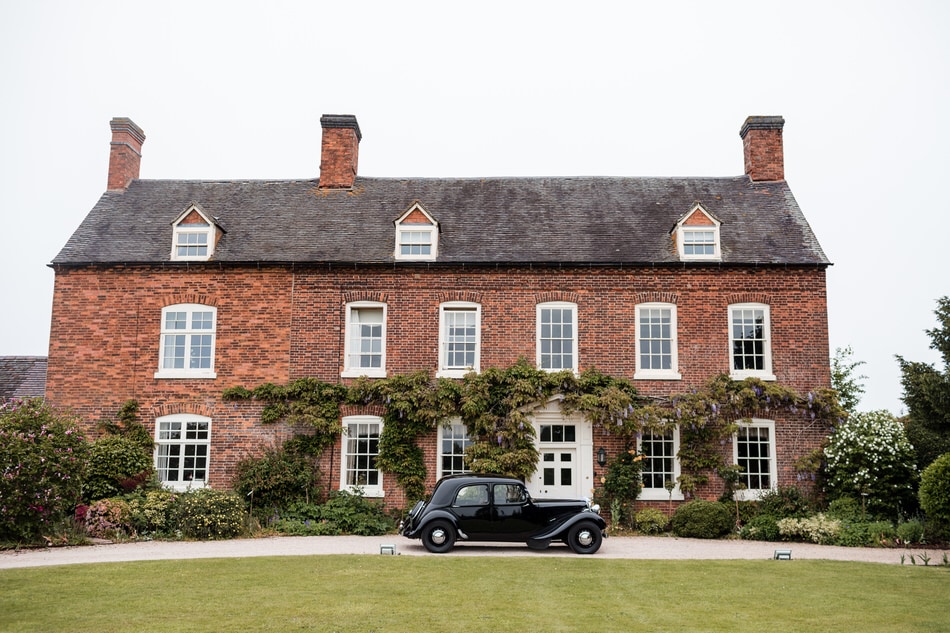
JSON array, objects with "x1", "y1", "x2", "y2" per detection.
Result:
[
  {"x1": 634, "y1": 371, "x2": 682, "y2": 381},
  {"x1": 341, "y1": 369, "x2": 387, "y2": 379},
  {"x1": 436, "y1": 368, "x2": 478, "y2": 379},
  {"x1": 734, "y1": 488, "x2": 774, "y2": 501},
  {"x1": 154, "y1": 370, "x2": 217, "y2": 380},
  {"x1": 729, "y1": 372, "x2": 776, "y2": 382},
  {"x1": 639, "y1": 489, "x2": 684, "y2": 502},
  {"x1": 343, "y1": 486, "x2": 384, "y2": 498},
  {"x1": 161, "y1": 481, "x2": 207, "y2": 492}
]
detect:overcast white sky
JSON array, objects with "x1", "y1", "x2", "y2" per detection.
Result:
[{"x1": 1, "y1": 1, "x2": 947, "y2": 414}]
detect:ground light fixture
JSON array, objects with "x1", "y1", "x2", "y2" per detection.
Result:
[{"x1": 773, "y1": 549, "x2": 792, "y2": 560}]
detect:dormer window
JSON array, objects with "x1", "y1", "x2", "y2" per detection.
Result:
[
  {"x1": 394, "y1": 202, "x2": 438, "y2": 261},
  {"x1": 171, "y1": 204, "x2": 219, "y2": 261},
  {"x1": 674, "y1": 203, "x2": 721, "y2": 261}
]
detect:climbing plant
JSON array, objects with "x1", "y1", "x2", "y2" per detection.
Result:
[{"x1": 222, "y1": 366, "x2": 844, "y2": 505}]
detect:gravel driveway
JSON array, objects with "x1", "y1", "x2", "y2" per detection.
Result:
[{"x1": 3, "y1": 535, "x2": 946, "y2": 568}]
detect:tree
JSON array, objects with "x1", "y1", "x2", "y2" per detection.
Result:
[
  {"x1": 831, "y1": 346, "x2": 867, "y2": 415},
  {"x1": 897, "y1": 296, "x2": 950, "y2": 470},
  {"x1": 823, "y1": 410, "x2": 917, "y2": 519}
]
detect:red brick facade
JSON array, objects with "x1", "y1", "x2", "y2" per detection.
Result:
[{"x1": 46, "y1": 262, "x2": 829, "y2": 507}]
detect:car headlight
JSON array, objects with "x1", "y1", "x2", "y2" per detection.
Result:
[{"x1": 590, "y1": 503, "x2": 601, "y2": 515}]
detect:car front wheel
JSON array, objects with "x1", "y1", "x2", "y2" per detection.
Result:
[
  {"x1": 566, "y1": 521, "x2": 603, "y2": 555},
  {"x1": 421, "y1": 520, "x2": 456, "y2": 554}
]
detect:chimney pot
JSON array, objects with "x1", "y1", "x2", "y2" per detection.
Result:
[
  {"x1": 319, "y1": 114, "x2": 361, "y2": 188},
  {"x1": 740, "y1": 115, "x2": 784, "y2": 181},
  {"x1": 107, "y1": 117, "x2": 146, "y2": 190}
]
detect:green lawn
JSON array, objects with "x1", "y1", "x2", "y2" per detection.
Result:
[{"x1": 1, "y1": 556, "x2": 947, "y2": 632}]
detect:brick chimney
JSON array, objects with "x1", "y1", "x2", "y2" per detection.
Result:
[
  {"x1": 107, "y1": 117, "x2": 146, "y2": 190},
  {"x1": 739, "y1": 115, "x2": 784, "y2": 181},
  {"x1": 319, "y1": 114, "x2": 362, "y2": 188}
]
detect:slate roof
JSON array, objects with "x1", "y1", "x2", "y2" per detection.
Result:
[
  {"x1": 0, "y1": 356, "x2": 47, "y2": 399},
  {"x1": 52, "y1": 175, "x2": 829, "y2": 267}
]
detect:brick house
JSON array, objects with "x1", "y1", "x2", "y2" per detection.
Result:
[{"x1": 46, "y1": 114, "x2": 831, "y2": 510}]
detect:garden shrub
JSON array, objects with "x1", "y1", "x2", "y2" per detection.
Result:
[
  {"x1": 866, "y1": 520, "x2": 897, "y2": 546},
  {"x1": 85, "y1": 498, "x2": 133, "y2": 539},
  {"x1": 739, "y1": 514, "x2": 781, "y2": 541},
  {"x1": 176, "y1": 489, "x2": 247, "y2": 539},
  {"x1": 233, "y1": 441, "x2": 319, "y2": 516},
  {"x1": 598, "y1": 449, "x2": 645, "y2": 529},
  {"x1": 670, "y1": 500, "x2": 733, "y2": 539},
  {"x1": 896, "y1": 519, "x2": 925, "y2": 545},
  {"x1": 834, "y1": 521, "x2": 872, "y2": 547},
  {"x1": 777, "y1": 514, "x2": 841, "y2": 544},
  {"x1": 823, "y1": 410, "x2": 917, "y2": 520},
  {"x1": 919, "y1": 452, "x2": 950, "y2": 528},
  {"x1": 756, "y1": 486, "x2": 813, "y2": 519},
  {"x1": 634, "y1": 508, "x2": 668, "y2": 535},
  {"x1": 0, "y1": 398, "x2": 90, "y2": 542},
  {"x1": 826, "y1": 497, "x2": 863, "y2": 522},
  {"x1": 85, "y1": 435, "x2": 155, "y2": 501},
  {"x1": 126, "y1": 490, "x2": 179, "y2": 537},
  {"x1": 273, "y1": 490, "x2": 395, "y2": 536}
]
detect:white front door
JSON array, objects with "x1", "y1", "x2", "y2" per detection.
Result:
[
  {"x1": 527, "y1": 401, "x2": 593, "y2": 499},
  {"x1": 538, "y1": 447, "x2": 578, "y2": 498}
]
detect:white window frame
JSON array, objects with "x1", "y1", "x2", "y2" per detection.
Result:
[
  {"x1": 394, "y1": 203, "x2": 438, "y2": 261},
  {"x1": 154, "y1": 414, "x2": 211, "y2": 491},
  {"x1": 728, "y1": 303, "x2": 775, "y2": 381},
  {"x1": 342, "y1": 302, "x2": 387, "y2": 378},
  {"x1": 638, "y1": 425, "x2": 683, "y2": 501},
  {"x1": 437, "y1": 302, "x2": 481, "y2": 378},
  {"x1": 536, "y1": 302, "x2": 578, "y2": 372},
  {"x1": 340, "y1": 415, "x2": 384, "y2": 497},
  {"x1": 395, "y1": 225, "x2": 438, "y2": 261},
  {"x1": 733, "y1": 419, "x2": 777, "y2": 500},
  {"x1": 155, "y1": 304, "x2": 217, "y2": 379},
  {"x1": 437, "y1": 421, "x2": 472, "y2": 478},
  {"x1": 634, "y1": 303, "x2": 681, "y2": 380},
  {"x1": 675, "y1": 204, "x2": 721, "y2": 261},
  {"x1": 171, "y1": 206, "x2": 215, "y2": 261}
]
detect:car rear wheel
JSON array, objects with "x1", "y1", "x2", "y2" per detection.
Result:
[
  {"x1": 421, "y1": 520, "x2": 456, "y2": 553},
  {"x1": 567, "y1": 521, "x2": 602, "y2": 555}
]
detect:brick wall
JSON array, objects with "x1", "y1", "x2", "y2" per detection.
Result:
[{"x1": 47, "y1": 262, "x2": 829, "y2": 503}]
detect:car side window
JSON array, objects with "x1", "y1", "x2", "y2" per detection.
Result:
[
  {"x1": 493, "y1": 484, "x2": 527, "y2": 505},
  {"x1": 454, "y1": 484, "x2": 489, "y2": 506}
]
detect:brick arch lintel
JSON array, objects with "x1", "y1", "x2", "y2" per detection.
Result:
[
  {"x1": 340, "y1": 404, "x2": 387, "y2": 418},
  {"x1": 438, "y1": 290, "x2": 482, "y2": 304},
  {"x1": 149, "y1": 401, "x2": 216, "y2": 419},
  {"x1": 343, "y1": 290, "x2": 388, "y2": 304},
  {"x1": 535, "y1": 291, "x2": 580, "y2": 305},
  {"x1": 162, "y1": 294, "x2": 219, "y2": 308},
  {"x1": 727, "y1": 292, "x2": 772, "y2": 306},
  {"x1": 633, "y1": 291, "x2": 679, "y2": 305}
]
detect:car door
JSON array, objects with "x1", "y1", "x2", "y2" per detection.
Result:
[
  {"x1": 450, "y1": 483, "x2": 492, "y2": 539},
  {"x1": 489, "y1": 483, "x2": 543, "y2": 539}
]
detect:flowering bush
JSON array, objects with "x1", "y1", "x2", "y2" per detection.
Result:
[
  {"x1": 0, "y1": 398, "x2": 90, "y2": 542},
  {"x1": 777, "y1": 514, "x2": 841, "y2": 544},
  {"x1": 84, "y1": 498, "x2": 133, "y2": 539},
  {"x1": 177, "y1": 489, "x2": 247, "y2": 539},
  {"x1": 823, "y1": 410, "x2": 917, "y2": 519},
  {"x1": 126, "y1": 490, "x2": 179, "y2": 537}
]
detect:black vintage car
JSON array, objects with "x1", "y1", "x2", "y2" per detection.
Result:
[{"x1": 399, "y1": 474, "x2": 606, "y2": 554}]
